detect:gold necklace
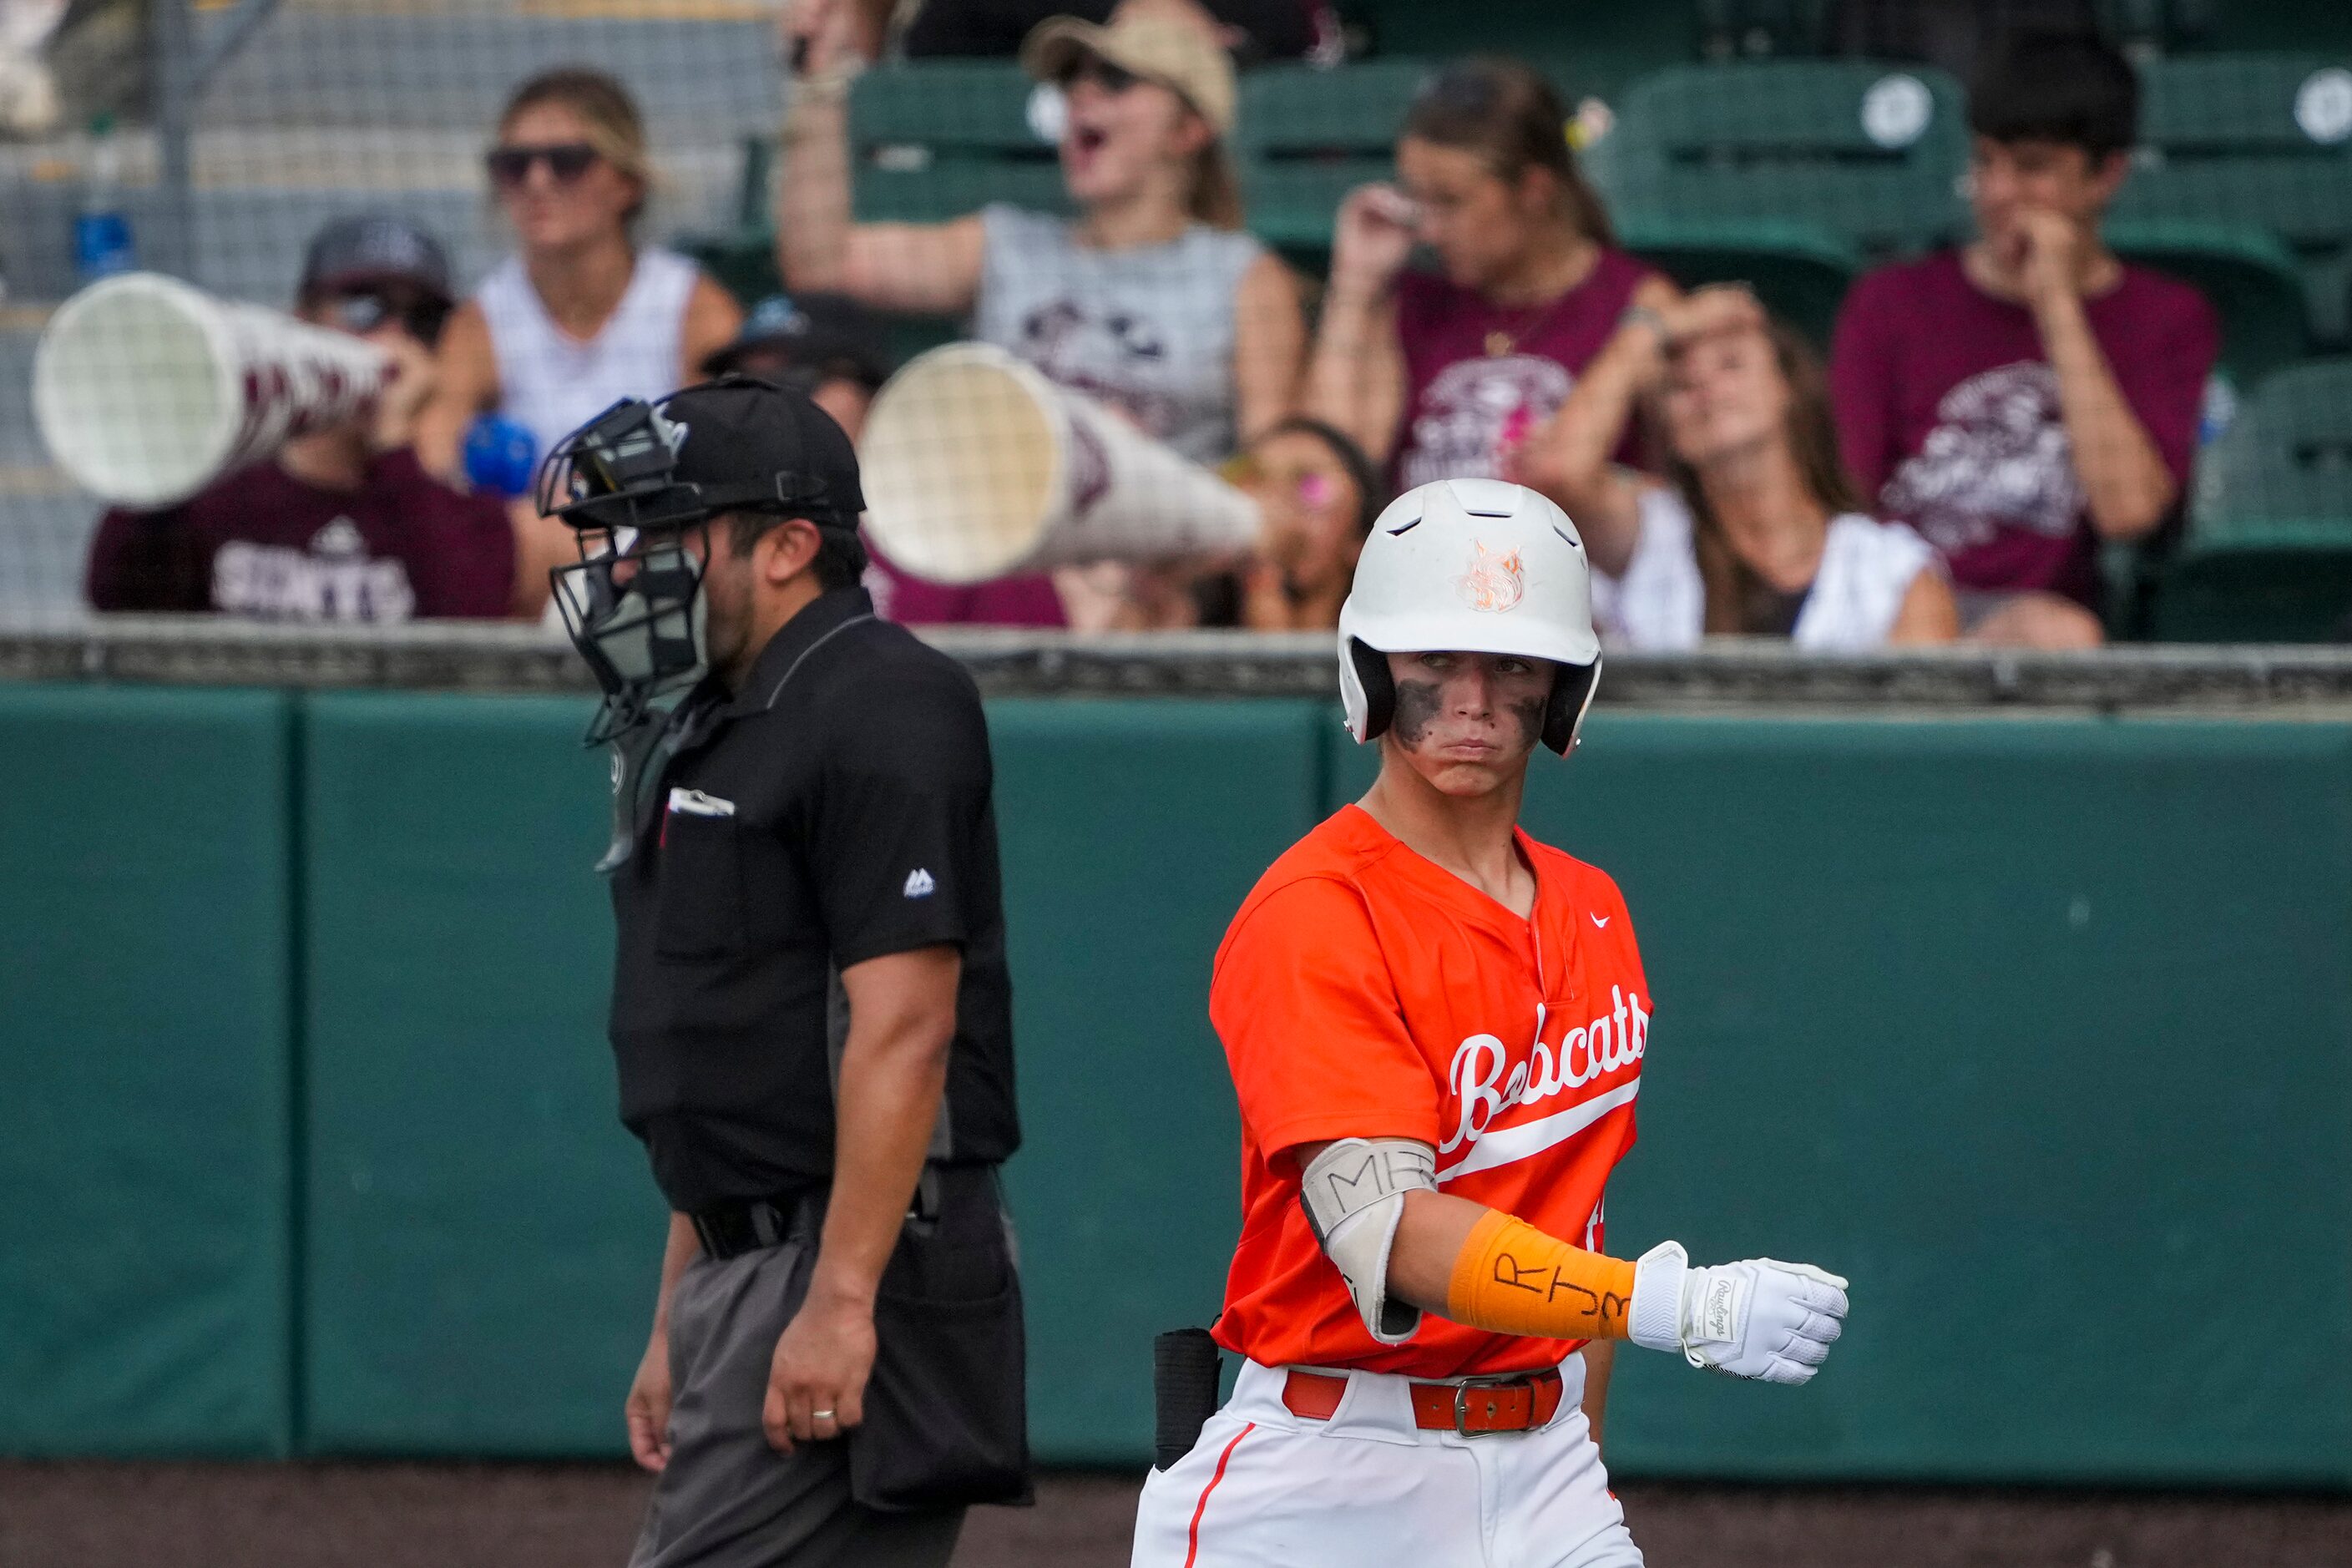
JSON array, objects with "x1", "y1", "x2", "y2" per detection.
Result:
[
  {"x1": 1485, "y1": 246, "x2": 1600, "y2": 356},
  {"x1": 1484, "y1": 286, "x2": 1572, "y2": 357}
]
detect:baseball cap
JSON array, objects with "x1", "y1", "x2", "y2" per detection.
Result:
[
  {"x1": 1020, "y1": 12, "x2": 1237, "y2": 137},
  {"x1": 299, "y1": 215, "x2": 455, "y2": 306},
  {"x1": 651, "y1": 375, "x2": 866, "y2": 525},
  {"x1": 701, "y1": 292, "x2": 895, "y2": 390}
]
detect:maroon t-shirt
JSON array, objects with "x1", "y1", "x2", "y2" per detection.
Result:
[
  {"x1": 864, "y1": 543, "x2": 1066, "y2": 628},
  {"x1": 1391, "y1": 247, "x2": 1658, "y2": 490},
  {"x1": 1829, "y1": 250, "x2": 2218, "y2": 610},
  {"x1": 86, "y1": 449, "x2": 515, "y2": 620}
]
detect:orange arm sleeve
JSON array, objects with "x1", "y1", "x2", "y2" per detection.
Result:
[{"x1": 1444, "y1": 1209, "x2": 1637, "y2": 1342}]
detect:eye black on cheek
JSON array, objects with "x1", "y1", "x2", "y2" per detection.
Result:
[
  {"x1": 1508, "y1": 695, "x2": 1545, "y2": 750},
  {"x1": 1390, "y1": 680, "x2": 1444, "y2": 746}
]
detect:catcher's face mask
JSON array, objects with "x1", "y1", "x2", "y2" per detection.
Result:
[{"x1": 542, "y1": 397, "x2": 717, "y2": 746}]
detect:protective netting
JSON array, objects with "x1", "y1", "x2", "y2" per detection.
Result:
[{"x1": 2, "y1": 1, "x2": 2348, "y2": 645}]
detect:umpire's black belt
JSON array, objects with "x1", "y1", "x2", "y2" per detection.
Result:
[
  {"x1": 690, "y1": 1168, "x2": 947, "y2": 1261},
  {"x1": 690, "y1": 1190, "x2": 821, "y2": 1261}
]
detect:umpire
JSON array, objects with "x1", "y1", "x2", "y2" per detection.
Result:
[{"x1": 542, "y1": 376, "x2": 1029, "y2": 1567}]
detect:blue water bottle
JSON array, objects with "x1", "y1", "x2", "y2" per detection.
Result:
[
  {"x1": 463, "y1": 413, "x2": 539, "y2": 498},
  {"x1": 73, "y1": 113, "x2": 136, "y2": 283}
]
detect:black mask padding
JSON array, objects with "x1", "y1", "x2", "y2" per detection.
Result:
[
  {"x1": 1348, "y1": 638, "x2": 1395, "y2": 740},
  {"x1": 1543, "y1": 660, "x2": 1601, "y2": 754}
]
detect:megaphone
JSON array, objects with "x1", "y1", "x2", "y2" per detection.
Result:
[
  {"x1": 857, "y1": 342, "x2": 1261, "y2": 584},
  {"x1": 33, "y1": 271, "x2": 392, "y2": 508}
]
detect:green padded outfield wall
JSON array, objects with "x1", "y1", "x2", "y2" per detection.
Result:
[
  {"x1": 1336, "y1": 715, "x2": 2352, "y2": 1485},
  {"x1": 0, "y1": 685, "x2": 296, "y2": 1456},
  {"x1": 989, "y1": 700, "x2": 1328, "y2": 1461},
  {"x1": 290, "y1": 695, "x2": 1326, "y2": 1460},
  {"x1": 298, "y1": 693, "x2": 660, "y2": 1454},
  {"x1": 4, "y1": 690, "x2": 2351, "y2": 1484}
]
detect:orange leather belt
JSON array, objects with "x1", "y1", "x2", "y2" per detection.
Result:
[{"x1": 1282, "y1": 1367, "x2": 1564, "y2": 1436}]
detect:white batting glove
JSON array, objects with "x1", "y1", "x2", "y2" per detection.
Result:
[{"x1": 1626, "y1": 1241, "x2": 1849, "y2": 1385}]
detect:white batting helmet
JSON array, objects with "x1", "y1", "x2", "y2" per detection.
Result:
[{"x1": 1337, "y1": 478, "x2": 1602, "y2": 755}]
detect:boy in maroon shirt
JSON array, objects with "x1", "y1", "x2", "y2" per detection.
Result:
[
  {"x1": 1829, "y1": 33, "x2": 2218, "y2": 647},
  {"x1": 85, "y1": 216, "x2": 515, "y2": 621}
]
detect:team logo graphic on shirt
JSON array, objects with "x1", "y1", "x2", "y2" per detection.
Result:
[
  {"x1": 211, "y1": 515, "x2": 417, "y2": 622},
  {"x1": 1457, "y1": 542, "x2": 1526, "y2": 613},
  {"x1": 1881, "y1": 362, "x2": 2084, "y2": 553},
  {"x1": 1436, "y1": 986, "x2": 1648, "y2": 1182},
  {"x1": 1018, "y1": 299, "x2": 1180, "y2": 439},
  {"x1": 1400, "y1": 354, "x2": 1572, "y2": 490}
]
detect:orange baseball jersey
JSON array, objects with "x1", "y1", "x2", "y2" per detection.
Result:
[{"x1": 1210, "y1": 804, "x2": 1650, "y2": 1378}]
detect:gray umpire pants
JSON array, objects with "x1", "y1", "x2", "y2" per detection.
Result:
[{"x1": 630, "y1": 1235, "x2": 964, "y2": 1568}]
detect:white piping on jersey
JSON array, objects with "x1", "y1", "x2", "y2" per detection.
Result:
[
  {"x1": 1438, "y1": 986, "x2": 1649, "y2": 1158},
  {"x1": 762, "y1": 614, "x2": 877, "y2": 709},
  {"x1": 1436, "y1": 1078, "x2": 1641, "y2": 1185}
]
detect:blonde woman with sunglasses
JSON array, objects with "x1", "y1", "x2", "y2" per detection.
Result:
[{"x1": 418, "y1": 67, "x2": 743, "y2": 617}]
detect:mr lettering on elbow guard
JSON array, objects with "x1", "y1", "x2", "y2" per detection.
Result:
[{"x1": 1296, "y1": 1137, "x2": 1438, "y2": 1345}]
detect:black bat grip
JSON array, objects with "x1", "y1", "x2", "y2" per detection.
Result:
[{"x1": 1151, "y1": 1328, "x2": 1224, "y2": 1471}]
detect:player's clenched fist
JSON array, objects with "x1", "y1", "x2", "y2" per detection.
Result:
[{"x1": 1628, "y1": 1242, "x2": 1849, "y2": 1385}]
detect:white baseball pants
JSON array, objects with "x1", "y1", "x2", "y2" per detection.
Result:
[{"x1": 1130, "y1": 1355, "x2": 1643, "y2": 1568}]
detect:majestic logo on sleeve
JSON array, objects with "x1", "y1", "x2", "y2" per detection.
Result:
[
  {"x1": 1437, "y1": 986, "x2": 1647, "y2": 1182},
  {"x1": 1881, "y1": 362, "x2": 2083, "y2": 553},
  {"x1": 1456, "y1": 543, "x2": 1526, "y2": 613}
]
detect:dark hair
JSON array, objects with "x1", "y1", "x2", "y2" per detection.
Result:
[
  {"x1": 1968, "y1": 32, "x2": 2138, "y2": 160},
  {"x1": 1252, "y1": 415, "x2": 1386, "y2": 538},
  {"x1": 1401, "y1": 57, "x2": 1615, "y2": 247},
  {"x1": 723, "y1": 512, "x2": 869, "y2": 590},
  {"x1": 1653, "y1": 319, "x2": 1863, "y2": 636}
]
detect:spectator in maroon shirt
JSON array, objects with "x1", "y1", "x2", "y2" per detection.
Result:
[
  {"x1": 1306, "y1": 57, "x2": 1678, "y2": 493},
  {"x1": 85, "y1": 216, "x2": 516, "y2": 621},
  {"x1": 1829, "y1": 31, "x2": 2218, "y2": 648}
]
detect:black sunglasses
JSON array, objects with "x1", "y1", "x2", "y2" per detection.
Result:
[
  {"x1": 1065, "y1": 58, "x2": 1141, "y2": 96},
  {"x1": 322, "y1": 288, "x2": 451, "y2": 345},
  {"x1": 486, "y1": 141, "x2": 599, "y2": 188}
]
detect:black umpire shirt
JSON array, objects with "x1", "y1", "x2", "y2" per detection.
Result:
[{"x1": 606, "y1": 585, "x2": 1019, "y2": 1214}]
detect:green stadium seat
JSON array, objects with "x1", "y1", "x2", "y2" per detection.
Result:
[
  {"x1": 678, "y1": 230, "x2": 781, "y2": 308},
  {"x1": 1236, "y1": 60, "x2": 1431, "y2": 265},
  {"x1": 1596, "y1": 60, "x2": 1970, "y2": 255},
  {"x1": 2109, "y1": 55, "x2": 2352, "y2": 348},
  {"x1": 2106, "y1": 220, "x2": 2311, "y2": 386},
  {"x1": 849, "y1": 61, "x2": 1070, "y2": 222},
  {"x1": 2098, "y1": 0, "x2": 2220, "y2": 53},
  {"x1": 2152, "y1": 358, "x2": 2352, "y2": 641},
  {"x1": 681, "y1": 66, "x2": 1060, "y2": 367},
  {"x1": 1693, "y1": 0, "x2": 1834, "y2": 60},
  {"x1": 1590, "y1": 61, "x2": 1963, "y2": 341},
  {"x1": 1614, "y1": 215, "x2": 1860, "y2": 347},
  {"x1": 1337, "y1": 0, "x2": 1686, "y2": 103}
]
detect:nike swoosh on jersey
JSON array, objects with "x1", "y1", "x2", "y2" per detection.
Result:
[
  {"x1": 1434, "y1": 1078, "x2": 1641, "y2": 1185},
  {"x1": 1591, "y1": 913, "x2": 1611, "y2": 928}
]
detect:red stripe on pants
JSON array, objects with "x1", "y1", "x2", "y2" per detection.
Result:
[{"x1": 1182, "y1": 1420, "x2": 1256, "y2": 1567}]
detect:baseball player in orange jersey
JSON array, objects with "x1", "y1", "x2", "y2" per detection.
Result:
[{"x1": 1130, "y1": 478, "x2": 1851, "y2": 1568}]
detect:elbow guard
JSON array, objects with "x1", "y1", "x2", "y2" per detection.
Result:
[{"x1": 1297, "y1": 1138, "x2": 1438, "y2": 1345}]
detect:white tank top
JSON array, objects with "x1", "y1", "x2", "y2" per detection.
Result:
[
  {"x1": 476, "y1": 247, "x2": 700, "y2": 468},
  {"x1": 1596, "y1": 486, "x2": 1939, "y2": 651}
]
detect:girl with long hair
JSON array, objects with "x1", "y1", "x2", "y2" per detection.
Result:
[
  {"x1": 780, "y1": 1, "x2": 1305, "y2": 627},
  {"x1": 1308, "y1": 56, "x2": 1677, "y2": 490},
  {"x1": 418, "y1": 67, "x2": 744, "y2": 617},
  {"x1": 1525, "y1": 286, "x2": 1958, "y2": 648},
  {"x1": 779, "y1": 0, "x2": 1302, "y2": 464}
]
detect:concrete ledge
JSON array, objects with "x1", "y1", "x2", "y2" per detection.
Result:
[{"x1": 8, "y1": 615, "x2": 2352, "y2": 712}]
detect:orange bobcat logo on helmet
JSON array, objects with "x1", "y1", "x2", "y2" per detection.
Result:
[{"x1": 1456, "y1": 542, "x2": 1525, "y2": 613}]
